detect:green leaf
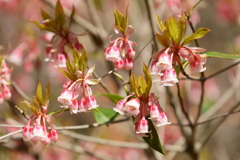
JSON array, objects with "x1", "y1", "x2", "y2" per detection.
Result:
[
  {"x1": 143, "y1": 64, "x2": 152, "y2": 96},
  {"x1": 70, "y1": 5, "x2": 75, "y2": 22},
  {"x1": 178, "y1": 12, "x2": 187, "y2": 43},
  {"x1": 155, "y1": 32, "x2": 170, "y2": 48},
  {"x1": 48, "y1": 108, "x2": 69, "y2": 116},
  {"x1": 55, "y1": 0, "x2": 65, "y2": 26},
  {"x1": 137, "y1": 75, "x2": 147, "y2": 95},
  {"x1": 205, "y1": 52, "x2": 240, "y2": 59},
  {"x1": 166, "y1": 16, "x2": 179, "y2": 45},
  {"x1": 66, "y1": 58, "x2": 76, "y2": 75},
  {"x1": 22, "y1": 100, "x2": 37, "y2": 114},
  {"x1": 32, "y1": 96, "x2": 40, "y2": 113},
  {"x1": 114, "y1": 8, "x2": 124, "y2": 34},
  {"x1": 96, "y1": 93, "x2": 124, "y2": 104},
  {"x1": 36, "y1": 82, "x2": 43, "y2": 106},
  {"x1": 130, "y1": 74, "x2": 139, "y2": 96},
  {"x1": 143, "y1": 119, "x2": 165, "y2": 155},
  {"x1": 182, "y1": 28, "x2": 210, "y2": 45},
  {"x1": 41, "y1": 9, "x2": 52, "y2": 21},
  {"x1": 156, "y1": 14, "x2": 166, "y2": 32},
  {"x1": 41, "y1": 9, "x2": 55, "y2": 28},
  {"x1": 29, "y1": 20, "x2": 57, "y2": 33},
  {"x1": 79, "y1": 47, "x2": 88, "y2": 72},
  {"x1": 93, "y1": 107, "x2": 117, "y2": 124},
  {"x1": 72, "y1": 47, "x2": 81, "y2": 69},
  {"x1": 57, "y1": 66, "x2": 75, "y2": 80}
]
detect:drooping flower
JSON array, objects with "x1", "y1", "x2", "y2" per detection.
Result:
[
  {"x1": 57, "y1": 47, "x2": 99, "y2": 114},
  {"x1": 22, "y1": 82, "x2": 58, "y2": 145},
  {"x1": 150, "y1": 13, "x2": 210, "y2": 86},
  {"x1": 114, "y1": 64, "x2": 171, "y2": 137},
  {"x1": 104, "y1": 8, "x2": 137, "y2": 70}
]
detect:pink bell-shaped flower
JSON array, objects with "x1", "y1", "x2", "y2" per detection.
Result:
[
  {"x1": 190, "y1": 60, "x2": 206, "y2": 75},
  {"x1": 114, "y1": 59, "x2": 125, "y2": 70},
  {"x1": 156, "y1": 111, "x2": 171, "y2": 127},
  {"x1": 70, "y1": 99, "x2": 79, "y2": 114},
  {"x1": 58, "y1": 89, "x2": 73, "y2": 108},
  {"x1": 160, "y1": 68, "x2": 178, "y2": 86},
  {"x1": 124, "y1": 98, "x2": 140, "y2": 116},
  {"x1": 86, "y1": 95, "x2": 99, "y2": 110},
  {"x1": 57, "y1": 53, "x2": 67, "y2": 68},
  {"x1": 127, "y1": 48, "x2": 136, "y2": 59},
  {"x1": 42, "y1": 133, "x2": 51, "y2": 146},
  {"x1": 149, "y1": 105, "x2": 161, "y2": 119},
  {"x1": 113, "y1": 99, "x2": 126, "y2": 115},
  {"x1": 49, "y1": 129, "x2": 58, "y2": 143},
  {"x1": 156, "y1": 52, "x2": 172, "y2": 71},
  {"x1": 30, "y1": 124, "x2": 46, "y2": 141},
  {"x1": 22, "y1": 125, "x2": 33, "y2": 141},
  {"x1": 150, "y1": 60, "x2": 163, "y2": 76},
  {"x1": 124, "y1": 58, "x2": 133, "y2": 70},
  {"x1": 135, "y1": 117, "x2": 149, "y2": 134},
  {"x1": 104, "y1": 46, "x2": 121, "y2": 62},
  {"x1": 78, "y1": 98, "x2": 87, "y2": 112}
]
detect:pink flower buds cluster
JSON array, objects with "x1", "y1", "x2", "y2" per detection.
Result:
[
  {"x1": 22, "y1": 103, "x2": 58, "y2": 145},
  {"x1": 114, "y1": 93, "x2": 171, "y2": 137},
  {"x1": 44, "y1": 32, "x2": 83, "y2": 67},
  {"x1": 0, "y1": 60, "x2": 12, "y2": 103},
  {"x1": 58, "y1": 66, "x2": 99, "y2": 114},
  {"x1": 104, "y1": 26, "x2": 137, "y2": 70},
  {"x1": 151, "y1": 46, "x2": 206, "y2": 86}
]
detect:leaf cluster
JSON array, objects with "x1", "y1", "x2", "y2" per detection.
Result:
[
  {"x1": 114, "y1": 7, "x2": 129, "y2": 35},
  {"x1": 29, "y1": 0, "x2": 75, "y2": 35},
  {"x1": 156, "y1": 13, "x2": 210, "y2": 48},
  {"x1": 130, "y1": 64, "x2": 152, "y2": 100},
  {"x1": 58, "y1": 47, "x2": 88, "y2": 80},
  {"x1": 23, "y1": 82, "x2": 50, "y2": 114}
]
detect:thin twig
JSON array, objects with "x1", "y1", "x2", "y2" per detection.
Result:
[
  {"x1": 0, "y1": 129, "x2": 22, "y2": 140},
  {"x1": 0, "y1": 124, "x2": 23, "y2": 128},
  {"x1": 134, "y1": 35, "x2": 156, "y2": 62},
  {"x1": 92, "y1": 70, "x2": 112, "y2": 93},
  {"x1": 60, "y1": 130, "x2": 148, "y2": 149},
  {"x1": 176, "y1": 83, "x2": 193, "y2": 126},
  {"x1": 205, "y1": 61, "x2": 240, "y2": 80},
  {"x1": 55, "y1": 117, "x2": 130, "y2": 130},
  {"x1": 165, "y1": 87, "x2": 190, "y2": 140},
  {"x1": 144, "y1": 0, "x2": 159, "y2": 52},
  {"x1": 196, "y1": 109, "x2": 240, "y2": 126}
]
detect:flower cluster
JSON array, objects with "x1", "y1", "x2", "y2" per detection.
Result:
[
  {"x1": 57, "y1": 48, "x2": 99, "y2": 114},
  {"x1": 150, "y1": 46, "x2": 207, "y2": 86},
  {"x1": 22, "y1": 82, "x2": 58, "y2": 145},
  {"x1": 0, "y1": 59, "x2": 11, "y2": 104},
  {"x1": 31, "y1": 1, "x2": 83, "y2": 67},
  {"x1": 104, "y1": 8, "x2": 136, "y2": 70},
  {"x1": 114, "y1": 93, "x2": 171, "y2": 137},
  {"x1": 150, "y1": 13, "x2": 210, "y2": 86},
  {"x1": 44, "y1": 31, "x2": 83, "y2": 67},
  {"x1": 113, "y1": 64, "x2": 171, "y2": 137},
  {"x1": 58, "y1": 66, "x2": 99, "y2": 114}
]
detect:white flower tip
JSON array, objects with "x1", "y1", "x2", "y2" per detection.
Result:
[{"x1": 156, "y1": 122, "x2": 171, "y2": 127}]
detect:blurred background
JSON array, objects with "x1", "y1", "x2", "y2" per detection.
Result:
[{"x1": 0, "y1": 0, "x2": 240, "y2": 159}]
